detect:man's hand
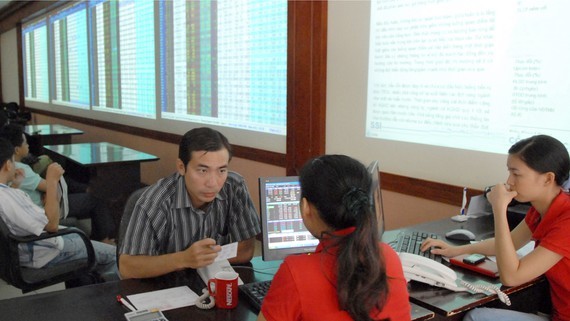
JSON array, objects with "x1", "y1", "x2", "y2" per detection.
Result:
[
  {"x1": 181, "y1": 238, "x2": 221, "y2": 269},
  {"x1": 42, "y1": 162, "x2": 65, "y2": 232},
  {"x1": 10, "y1": 168, "x2": 25, "y2": 188},
  {"x1": 45, "y1": 163, "x2": 64, "y2": 182},
  {"x1": 120, "y1": 238, "x2": 223, "y2": 279}
]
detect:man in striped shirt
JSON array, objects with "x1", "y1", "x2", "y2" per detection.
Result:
[{"x1": 119, "y1": 127, "x2": 261, "y2": 280}]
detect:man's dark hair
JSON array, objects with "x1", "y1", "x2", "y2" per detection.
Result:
[
  {"x1": 0, "y1": 138, "x2": 14, "y2": 168},
  {"x1": 178, "y1": 127, "x2": 232, "y2": 167},
  {"x1": 0, "y1": 123, "x2": 25, "y2": 148}
]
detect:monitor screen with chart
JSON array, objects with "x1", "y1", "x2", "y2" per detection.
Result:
[
  {"x1": 258, "y1": 161, "x2": 384, "y2": 261},
  {"x1": 258, "y1": 176, "x2": 318, "y2": 261}
]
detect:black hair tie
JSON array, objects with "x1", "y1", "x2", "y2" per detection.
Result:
[{"x1": 342, "y1": 187, "x2": 368, "y2": 214}]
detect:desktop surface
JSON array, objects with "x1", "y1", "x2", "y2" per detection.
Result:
[
  {"x1": 2, "y1": 217, "x2": 544, "y2": 321},
  {"x1": 24, "y1": 124, "x2": 84, "y2": 136},
  {"x1": 24, "y1": 124, "x2": 84, "y2": 155},
  {"x1": 43, "y1": 142, "x2": 159, "y2": 166},
  {"x1": 383, "y1": 215, "x2": 547, "y2": 318},
  {"x1": 0, "y1": 257, "x2": 434, "y2": 321}
]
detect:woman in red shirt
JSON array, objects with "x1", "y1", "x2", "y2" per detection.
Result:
[
  {"x1": 422, "y1": 135, "x2": 570, "y2": 321},
  {"x1": 258, "y1": 155, "x2": 411, "y2": 321}
]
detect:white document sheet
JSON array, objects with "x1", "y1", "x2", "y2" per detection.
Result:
[
  {"x1": 214, "y1": 242, "x2": 238, "y2": 262},
  {"x1": 127, "y1": 286, "x2": 199, "y2": 311}
]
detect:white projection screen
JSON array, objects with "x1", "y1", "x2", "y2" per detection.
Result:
[
  {"x1": 366, "y1": 0, "x2": 570, "y2": 154},
  {"x1": 327, "y1": 0, "x2": 570, "y2": 189}
]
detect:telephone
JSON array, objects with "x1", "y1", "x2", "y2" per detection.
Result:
[
  {"x1": 196, "y1": 259, "x2": 244, "y2": 286},
  {"x1": 399, "y1": 252, "x2": 511, "y2": 306}
]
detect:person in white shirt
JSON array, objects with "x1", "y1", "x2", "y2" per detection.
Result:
[
  {"x1": 0, "y1": 138, "x2": 117, "y2": 278},
  {"x1": 0, "y1": 124, "x2": 116, "y2": 243}
]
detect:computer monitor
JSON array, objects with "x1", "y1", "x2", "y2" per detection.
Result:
[
  {"x1": 367, "y1": 160, "x2": 385, "y2": 236},
  {"x1": 259, "y1": 162, "x2": 384, "y2": 261},
  {"x1": 258, "y1": 176, "x2": 319, "y2": 261}
]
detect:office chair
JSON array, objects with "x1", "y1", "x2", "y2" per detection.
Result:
[
  {"x1": 116, "y1": 186, "x2": 148, "y2": 269},
  {"x1": 0, "y1": 109, "x2": 8, "y2": 127},
  {"x1": 0, "y1": 218, "x2": 97, "y2": 293},
  {"x1": 2, "y1": 102, "x2": 31, "y2": 126}
]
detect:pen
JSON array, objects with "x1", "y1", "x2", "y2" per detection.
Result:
[{"x1": 117, "y1": 295, "x2": 136, "y2": 312}]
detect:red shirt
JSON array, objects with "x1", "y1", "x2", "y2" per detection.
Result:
[
  {"x1": 261, "y1": 229, "x2": 411, "y2": 321},
  {"x1": 525, "y1": 192, "x2": 570, "y2": 321}
]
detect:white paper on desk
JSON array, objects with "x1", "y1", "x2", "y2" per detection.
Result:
[
  {"x1": 127, "y1": 286, "x2": 199, "y2": 311},
  {"x1": 214, "y1": 242, "x2": 238, "y2": 262},
  {"x1": 466, "y1": 195, "x2": 492, "y2": 218}
]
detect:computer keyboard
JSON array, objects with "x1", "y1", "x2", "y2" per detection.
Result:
[
  {"x1": 390, "y1": 230, "x2": 443, "y2": 263},
  {"x1": 239, "y1": 280, "x2": 272, "y2": 311}
]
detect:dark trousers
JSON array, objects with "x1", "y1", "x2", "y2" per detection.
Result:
[{"x1": 68, "y1": 193, "x2": 116, "y2": 241}]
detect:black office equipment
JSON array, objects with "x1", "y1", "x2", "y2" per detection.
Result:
[
  {"x1": 2, "y1": 102, "x2": 31, "y2": 126},
  {"x1": 391, "y1": 230, "x2": 443, "y2": 263},
  {"x1": 258, "y1": 176, "x2": 318, "y2": 261},
  {"x1": 239, "y1": 280, "x2": 272, "y2": 311},
  {"x1": 367, "y1": 160, "x2": 385, "y2": 237}
]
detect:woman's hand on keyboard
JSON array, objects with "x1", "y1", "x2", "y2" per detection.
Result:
[{"x1": 421, "y1": 238, "x2": 464, "y2": 258}]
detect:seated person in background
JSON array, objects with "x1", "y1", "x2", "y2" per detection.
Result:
[
  {"x1": 258, "y1": 155, "x2": 411, "y2": 321},
  {"x1": 0, "y1": 124, "x2": 116, "y2": 244},
  {"x1": 0, "y1": 138, "x2": 117, "y2": 277},
  {"x1": 119, "y1": 127, "x2": 261, "y2": 279},
  {"x1": 422, "y1": 135, "x2": 570, "y2": 321},
  {"x1": 0, "y1": 110, "x2": 8, "y2": 128}
]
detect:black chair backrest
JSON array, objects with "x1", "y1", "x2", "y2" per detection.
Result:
[
  {"x1": 116, "y1": 186, "x2": 148, "y2": 268},
  {"x1": 0, "y1": 217, "x2": 18, "y2": 284},
  {"x1": 3, "y1": 102, "x2": 31, "y2": 124},
  {"x1": 0, "y1": 109, "x2": 8, "y2": 127}
]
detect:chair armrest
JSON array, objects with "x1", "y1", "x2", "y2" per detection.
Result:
[{"x1": 9, "y1": 227, "x2": 96, "y2": 271}]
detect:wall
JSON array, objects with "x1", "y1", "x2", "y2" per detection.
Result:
[
  {"x1": 33, "y1": 110, "x2": 460, "y2": 228},
  {"x1": 31, "y1": 113, "x2": 286, "y2": 213},
  {"x1": 1, "y1": 28, "x2": 19, "y2": 103},
  {"x1": 3, "y1": 4, "x2": 464, "y2": 229}
]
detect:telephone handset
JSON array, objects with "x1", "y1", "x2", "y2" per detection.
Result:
[
  {"x1": 399, "y1": 253, "x2": 511, "y2": 306},
  {"x1": 399, "y1": 252, "x2": 460, "y2": 291}
]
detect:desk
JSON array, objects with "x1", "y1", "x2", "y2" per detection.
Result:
[
  {"x1": 43, "y1": 142, "x2": 159, "y2": 202},
  {"x1": 0, "y1": 257, "x2": 434, "y2": 321},
  {"x1": 383, "y1": 215, "x2": 548, "y2": 320},
  {"x1": 23, "y1": 124, "x2": 84, "y2": 155},
  {"x1": 43, "y1": 142, "x2": 158, "y2": 227}
]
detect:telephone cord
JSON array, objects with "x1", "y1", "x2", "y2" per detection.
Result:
[
  {"x1": 459, "y1": 280, "x2": 511, "y2": 306},
  {"x1": 195, "y1": 288, "x2": 216, "y2": 309}
]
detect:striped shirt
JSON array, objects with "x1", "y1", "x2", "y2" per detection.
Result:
[{"x1": 119, "y1": 171, "x2": 261, "y2": 257}]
